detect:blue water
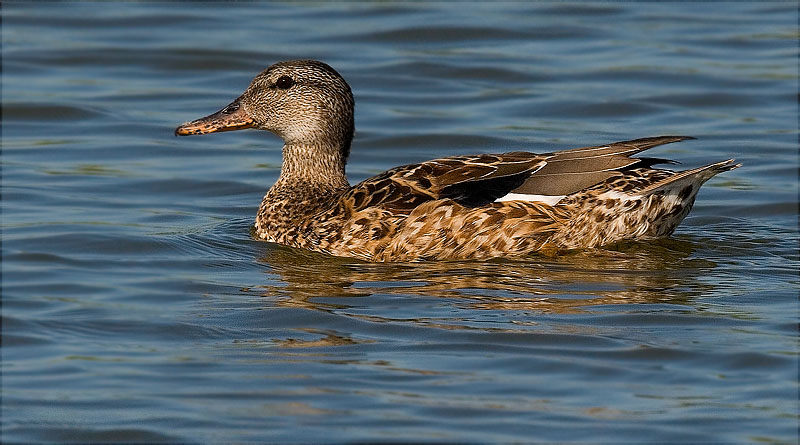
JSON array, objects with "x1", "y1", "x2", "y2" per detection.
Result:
[{"x1": 3, "y1": 2, "x2": 798, "y2": 442}]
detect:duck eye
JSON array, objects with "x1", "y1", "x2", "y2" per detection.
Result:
[{"x1": 275, "y1": 76, "x2": 294, "y2": 90}]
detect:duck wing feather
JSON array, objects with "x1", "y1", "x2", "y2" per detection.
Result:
[
  {"x1": 345, "y1": 153, "x2": 547, "y2": 212},
  {"x1": 510, "y1": 136, "x2": 692, "y2": 196}
]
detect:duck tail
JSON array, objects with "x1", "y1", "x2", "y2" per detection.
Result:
[{"x1": 639, "y1": 159, "x2": 741, "y2": 196}]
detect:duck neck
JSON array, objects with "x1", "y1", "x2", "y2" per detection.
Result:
[{"x1": 274, "y1": 142, "x2": 350, "y2": 193}]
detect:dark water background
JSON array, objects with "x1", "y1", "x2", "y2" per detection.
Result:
[{"x1": 3, "y1": 2, "x2": 798, "y2": 442}]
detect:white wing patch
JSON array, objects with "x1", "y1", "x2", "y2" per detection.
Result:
[{"x1": 494, "y1": 193, "x2": 566, "y2": 205}]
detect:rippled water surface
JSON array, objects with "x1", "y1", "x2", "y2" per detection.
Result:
[{"x1": 3, "y1": 2, "x2": 798, "y2": 443}]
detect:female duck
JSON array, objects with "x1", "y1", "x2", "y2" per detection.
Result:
[{"x1": 176, "y1": 60, "x2": 739, "y2": 262}]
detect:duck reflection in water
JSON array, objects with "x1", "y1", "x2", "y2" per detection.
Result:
[{"x1": 251, "y1": 238, "x2": 717, "y2": 325}]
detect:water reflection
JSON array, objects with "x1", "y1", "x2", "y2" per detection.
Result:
[
  {"x1": 276, "y1": 328, "x2": 369, "y2": 348},
  {"x1": 254, "y1": 238, "x2": 718, "y2": 319}
]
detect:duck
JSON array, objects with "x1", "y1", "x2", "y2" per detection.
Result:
[{"x1": 175, "y1": 59, "x2": 740, "y2": 262}]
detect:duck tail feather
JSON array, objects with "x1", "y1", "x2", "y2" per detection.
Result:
[{"x1": 639, "y1": 159, "x2": 741, "y2": 195}]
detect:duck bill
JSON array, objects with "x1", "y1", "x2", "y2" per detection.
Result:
[{"x1": 175, "y1": 98, "x2": 254, "y2": 136}]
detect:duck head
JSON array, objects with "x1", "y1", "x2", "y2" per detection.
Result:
[{"x1": 175, "y1": 60, "x2": 355, "y2": 162}]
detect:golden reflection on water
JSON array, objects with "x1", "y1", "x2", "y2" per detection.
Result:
[
  {"x1": 277, "y1": 328, "x2": 371, "y2": 348},
  {"x1": 254, "y1": 238, "x2": 717, "y2": 321}
]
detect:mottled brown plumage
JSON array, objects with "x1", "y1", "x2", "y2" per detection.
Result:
[{"x1": 175, "y1": 60, "x2": 740, "y2": 262}]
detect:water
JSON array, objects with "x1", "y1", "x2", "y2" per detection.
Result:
[{"x1": 3, "y1": 2, "x2": 798, "y2": 442}]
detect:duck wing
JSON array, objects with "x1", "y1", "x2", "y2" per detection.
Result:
[
  {"x1": 345, "y1": 152, "x2": 547, "y2": 212},
  {"x1": 508, "y1": 136, "x2": 692, "y2": 197},
  {"x1": 344, "y1": 136, "x2": 693, "y2": 212}
]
